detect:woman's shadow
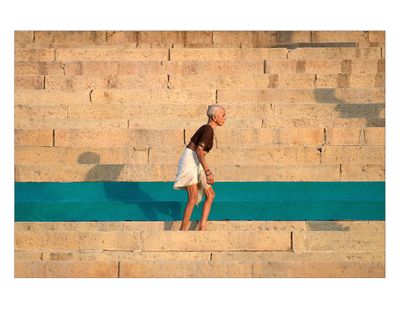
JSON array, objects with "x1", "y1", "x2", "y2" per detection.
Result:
[{"x1": 79, "y1": 151, "x2": 182, "y2": 230}]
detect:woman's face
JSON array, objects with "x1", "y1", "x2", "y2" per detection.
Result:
[{"x1": 213, "y1": 108, "x2": 226, "y2": 126}]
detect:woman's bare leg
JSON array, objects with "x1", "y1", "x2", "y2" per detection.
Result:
[
  {"x1": 197, "y1": 187, "x2": 215, "y2": 231},
  {"x1": 180, "y1": 184, "x2": 198, "y2": 231}
]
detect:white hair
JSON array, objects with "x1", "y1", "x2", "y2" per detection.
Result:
[{"x1": 206, "y1": 105, "x2": 225, "y2": 119}]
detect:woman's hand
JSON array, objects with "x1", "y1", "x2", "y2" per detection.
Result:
[{"x1": 206, "y1": 173, "x2": 214, "y2": 185}]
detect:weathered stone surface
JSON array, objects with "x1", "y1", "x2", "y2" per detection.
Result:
[
  {"x1": 341, "y1": 164, "x2": 385, "y2": 181},
  {"x1": 163, "y1": 61, "x2": 263, "y2": 75},
  {"x1": 120, "y1": 260, "x2": 253, "y2": 277},
  {"x1": 265, "y1": 59, "x2": 384, "y2": 74},
  {"x1": 315, "y1": 73, "x2": 384, "y2": 88},
  {"x1": 305, "y1": 221, "x2": 384, "y2": 232},
  {"x1": 142, "y1": 231, "x2": 291, "y2": 251},
  {"x1": 15, "y1": 104, "x2": 68, "y2": 120},
  {"x1": 312, "y1": 31, "x2": 369, "y2": 43},
  {"x1": 322, "y1": 146, "x2": 384, "y2": 163},
  {"x1": 15, "y1": 231, "x2": 141, "y2": 251},
  {"x1": 15, "y1": 49, "x2": 55, "y2": 61},
  {"x1": 15, "y1": 90, "x2": 90, "y2": 105},
  {"x1": 37, "y1": 251, "x2": 212, "y2": 262},
  {"x1": 205, "y1": 145, "x2": 321, "y2": 165},
  {"x1": 55, "y1": 129, "x2": 129, "y2": 147},
  {"x1": 364, "y1": 128, "x2": 385, "y2": 145},
  {"x1": 15, "y1": 164, "x2": 162, "y2": 182},
  {"x1": 288, "y1": 48, "x2": 381, "y2": 59},
  {"x1": 15, "y1": 222, "x2": 124, "y2": 232},
  {"x1": 326, "y1": 128, "x2": 363, "y2": 145},
  {"x1": 56, "y1": 48, "x2": 168, "y2": 61},
  {"x1": 274, "y1": 128, "x2": 324, "y2": 145},
  {"x1": 252, "y1": 261, "x2": 384, "y2": 277},
  {"x1": 15, "y1": 61, "x2": 65, "y2": 75},
  {"x1": 91, "y1": 89, "x2": 214, "y2": 104},
  {"x1": 33, "y1": 31, "x2": 107, "y2": 47},
  {"x1": 15, "y1": 129, "x2": 53, "y2": 146},
  {"x1": 170, "y1": 48, "x2": 287, "y2": 61},
  {"x1": 218, "y1": 88, "x2": 384, "y2": 104},
  {"x1": 15, "y1": 261, "x2": 118, "y2": 278},
  {"x1": 212, "y1": 31, "x2": 277, "y2": 47},
  {"x1": 15, "y1": 31, "x2": 34, "y2": 48},
  {"x1": 64, "y1": 61, "x2": 163, "y2": 76},
  {"x1": 15, "y1": 76, "x2": 44, "y2": 89},
  {"x1": 293, "y1": 231, "x2": 384, "y2": 253},
  {"x1": 212, "y1": 251, "x2": 384, "y2": 263},
  {"x1": 15, "y1": 119, "x2": 128, "y2": 130},
  {"x1": 15, "y1": 147, "x2": 148, "y2": 165}
]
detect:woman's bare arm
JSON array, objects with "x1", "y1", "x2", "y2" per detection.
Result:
[{"x1": 195, "y1": 146, "x2": 209, "y2": 172}]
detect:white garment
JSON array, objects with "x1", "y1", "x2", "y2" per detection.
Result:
[{"x1": 173, "y1": 147, "x2": 211, "y2": 206}]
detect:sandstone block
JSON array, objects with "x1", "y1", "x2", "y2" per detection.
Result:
[
  {"x1": 273, "y1": 103, "x2": 337, "y2": 119},
  {"x1": 274, "y1": 128, "x2": 324, "y2": 145},
  {"x1": 15, "y1": 76, "x2": 44, "y2": 89},
  {"x1": 15, "y1": 90, "x2": 90, "y2": 105},
  {"x1": 341, "y1": 164, "x2": 385, "y2": 181},
  {"x1": 91, "y1": 89, "x2": 214, "y2": 104},
  {"x1": 211, "y1": 164, "x2": 340, "y2": 181},
  {"x1": 292, "y1": 231, "x2": 384, "y2": 253},
  {"x1": 15, "y1": 49, "x2": 55, "y2": 61},
  {"x1": 108, "y1": 75, "x2": 168, "y2": 89},
  {"x1": 15, "y1": 119, "x2": 128, "y2": 130},
  {"x1": 322, "y1": 146, "x2": 384, "y2": 163},
  {"x1": 163, "y1": 61, "x2": 263, "y2": 75},
  {"x1": 15, "y1": 261, "x2": 118, "y2": 278},
  {"x1": 15, "y1": 222, "x2": 123, "y2": 232},
  {"x1": 120, "y1": 260, "x2": 252, "y2": 278},
  {"x1": 34, "y1": 31, "x2": 107, "y2": 47},
  {"x1": 312, "y1": 31, "x2": 369, "y2": 43},
  {"x1": 252, "y1": 261, "x2": 384, "y2": 277},
  {"x1": 170, "y1": 48, "x2": 287, "y2": 61},
  {"x1": 56, "y1": 48, "x2": 168, "y2": 61},
  {"x1": 212, "y1": 31, "x2": 277, "y2": 47},
  {"x1": 326, "y1": 128, "x2": 362, "y2": 145},
  {"x1": 105, "y1": 31, "x2": 138, "y2": 44},
  {"x1": 205, "y1": 145, "x2": 321, "y2": 165},
  {"x1": 54, "y1": 129, "x2": 129, "y2": 147},
  {"x1": 15, "y1": 129, "x2": 53, "y2": 146},
  {"x1": 64, "y1": 61, "x2": 163, "y2": 76},
  {"x1": 305, "y1": 221, "x2": 384, "y2": 233},
  {"x1": 364, "y1": 128, "x2": 385, "y2": 145},
  {"x1": 212, "y1": 251, "x2": 384, "y2": 264},
  {"x1": 15, "y1": 231, "x2": 141, "y2": 251},
  {"x1": 288, "y1": 48, "x2": 381, "y2": 59},
  {"x1": 14, "y1": 31, "x2": 34, "y2": 48},
  {"x1": 142, "y1": 231, "x2": 291, "y2": 251},
  {"x1": 15, "y1": 104, "x2": 68, "y2": 120},
  {"x1": 218, "y1": 88, "x2": 384, "y2": 104},
  {"x1": 45, "y1": 76, "x2": 109, "y2": 90},
  {"x1": 66, "y1": 105, "x2": 128, "y2": 120},
  {"x1": 15, "y1": 61, "x2": 65, "y2": 75}
]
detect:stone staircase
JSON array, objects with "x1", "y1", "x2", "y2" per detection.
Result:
[{"x1": 15, "y1": 220, "x2": 385, "y2": 278}]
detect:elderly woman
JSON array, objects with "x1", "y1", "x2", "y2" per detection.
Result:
[{"x1": 173, "y1": 105, "x2": 226, "y2": 231}]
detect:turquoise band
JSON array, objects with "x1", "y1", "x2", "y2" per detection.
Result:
[{"x1": 15, "y1": 181, "x2": 385, "y2": 221}]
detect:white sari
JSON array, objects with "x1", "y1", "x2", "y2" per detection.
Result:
[{"x1": 173, "y1": 147, "x2": 211, "y2": 207}]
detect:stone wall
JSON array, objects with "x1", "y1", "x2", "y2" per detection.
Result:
[{"x1": 15, "y1": 31, "x2": 385, "y2": 182}]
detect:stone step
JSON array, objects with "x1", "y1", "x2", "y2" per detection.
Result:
[
  {"x1": 15, "y1": 231, "x2": 292, "y2": 252},
  {"x1": 14, "y1": 250, "x2": 384, "y2": 264},
  {"x1": 14, "y1": 220, "x2": 384, "y2": 232},
  {"x1": 15, "y1": 260, "x2": 384, "y2": 278},
  {"x1": 15, "y1": 261, "x2": 117, "y2": 278}
]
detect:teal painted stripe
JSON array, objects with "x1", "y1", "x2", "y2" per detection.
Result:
[{"x1": 15, "y1": 182, "x2": 385, "y2": 221}]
